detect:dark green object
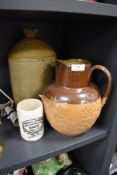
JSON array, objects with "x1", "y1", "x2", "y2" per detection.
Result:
[{"x1": 57, "y1": 165, "x2": 88, "y2": 175}]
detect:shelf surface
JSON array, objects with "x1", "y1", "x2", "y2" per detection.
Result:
[
  {"x1": 0, "y1": 120, "x2": 107, "y2": 173},
  {"x1": 0, "y1": 0, "x2": 117, "y2": 17}
]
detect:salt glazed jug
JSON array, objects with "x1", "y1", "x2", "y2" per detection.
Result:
[
  {"x1": 9, "y1": 29, "x2": 56, "y2": 104},
  {"x1": 43, "y1": 59, "x2": 112, "y2": 136}
]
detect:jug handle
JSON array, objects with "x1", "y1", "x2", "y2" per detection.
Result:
[{"x1": 90, "y1": 65, "x2": 112, "y2": 107}]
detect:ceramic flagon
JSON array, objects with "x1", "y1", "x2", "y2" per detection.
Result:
[
  {"x1": 43, "y1": 59, "x2": 112, "y2": 136},
  {"x1": 8, "y1": 29, "x2": 56, "y2": 104}
]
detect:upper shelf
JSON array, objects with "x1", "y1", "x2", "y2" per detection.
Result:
[
  {"x1": 0, "y1": 0, "x2": 117, "y2": 18},
  {"x1": 0, "y1": 120, "x2": 107, "y2": 173}
]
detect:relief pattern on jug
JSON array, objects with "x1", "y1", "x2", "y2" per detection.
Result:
[{"x1": 43, "y1": 97, "x2": 102, "y2": 136}]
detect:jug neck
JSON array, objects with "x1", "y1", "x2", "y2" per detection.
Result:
[{"x1": 55, "y1": 59, "x2": 92, "y2": 88}]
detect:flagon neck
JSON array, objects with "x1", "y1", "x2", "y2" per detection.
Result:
[{"x1": 23, "y1": 29, "x2": 39, "y2": 38}]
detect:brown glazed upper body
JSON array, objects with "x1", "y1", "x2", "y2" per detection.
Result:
[
  {"x1": 44, "y1": 59, "x2": 100, "y2": 104},
  {"x1": 43, "y1": 59, "x2": 112, "y2": 136}
]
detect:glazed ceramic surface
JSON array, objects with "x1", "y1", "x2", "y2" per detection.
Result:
[
  {"x1": 32, "y1": 153, "x2": 72, "y2": 175},
  {"x1": 9, "y1": 29, "x2": 56, "y2": 104},
  {"x1": 43, "y1": 59, "x2": 112, "y2": 136}
]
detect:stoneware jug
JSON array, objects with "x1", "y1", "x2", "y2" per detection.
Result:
[
  {"x1": 43, "y1": 59, "x2": 112, "y2": 136},
  {"x1": 9, "y1": 29, "x2": 56, "y2": 104}
]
